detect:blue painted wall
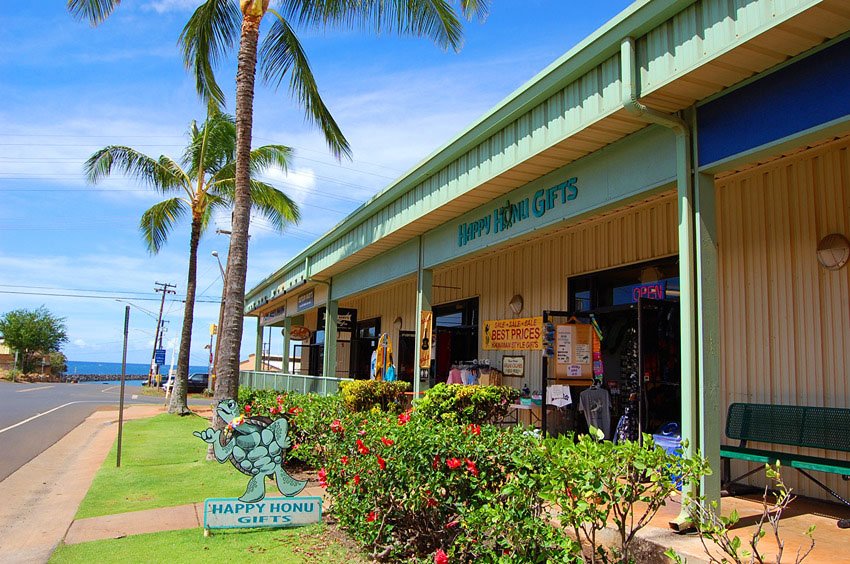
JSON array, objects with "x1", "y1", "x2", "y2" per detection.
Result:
[{"x1": 698, "y1": 37, "x2": 850, "y2": 167}]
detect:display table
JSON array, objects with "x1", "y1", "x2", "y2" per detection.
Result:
[{"x1": 503, "y1": 403, "x2": 542, "y2": 428}]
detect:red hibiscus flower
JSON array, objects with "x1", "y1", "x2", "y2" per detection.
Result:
[
  {"x1": 330, "y1": 419, "x2": 344, "y2": 433},
  {"x1": 465, "y1": 459, "x2": 479, "y2": 477},
  {"x1": 353, "y1": 475, "x2": 361, "y2": 485},
  {"x1": 466, "y1": 423, "x2": 481, "y2": 436},
  {"x1": 398, "y1": 412, "x2": 411, "y2": 425},
  {"x1": 288, "y1": 407, "x2": 303, "y2": 415},
  {"x1": 356, "y1": 439, "x2": 370, "y2": 455},
  {"x1": 341, "y1": 455, "x2": 349, "y2": 466},
  {"x1": 376, "y1": 455, "x2": 386, "y2": 471},
  {"x1": 269, "y1": 406, "x2": 280, "y2": 415},
  {"x1": 426, "y1": 497, "x2": 438, "y2": 508},
  {"x1": 276, "y1": 394, "x2": 284, "y2": 404},
  {"x1": 446, "y1": 458, "x2": 462, "y2": 470},
  {"x1": 317, "y1": 468, "x2": 328, "y2": 488},
  {"x1": 366, "y1": 511, "x2": 377, "y2": 522},
  {"x1": 432, "y1": 455, "x2": 441, "y2": 469},
  {"x1": 434, "y1": 548, "x2": 449, "y2": 564},
  {"x1": 380, "y1": 436, "x2": 395, "y2": 446},
  {"x1": 244, "y1": 404, "x2": 252, "y2": 413}
]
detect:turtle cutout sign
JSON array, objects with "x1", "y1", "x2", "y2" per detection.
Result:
[{"x1": 195, "y1": 399, "x2": 321, "y2": 530}]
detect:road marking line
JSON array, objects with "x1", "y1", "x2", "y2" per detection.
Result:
[
  {"x1": 16, "y1": 386, "x2": 55, "y2": 393},
  {"x1": 100, "y1": 385, "x2": 118, "y2": 393},
  {"x1": 0, "y1": 401, "x2": 102, "y2": 435}
]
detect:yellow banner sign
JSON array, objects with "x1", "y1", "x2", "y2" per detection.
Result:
[
  {"x1": 483, "y1": 317, "x2": 543, "y2": 351},
  {"x1": 419, "y1": 311, "x2": 433, "y2": 369}
]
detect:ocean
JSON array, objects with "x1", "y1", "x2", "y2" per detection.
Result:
[{"x1": 66, "y1": 360, "x2": 208, "y2": 376}]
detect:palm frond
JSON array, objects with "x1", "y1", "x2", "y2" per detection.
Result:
[
  {"x1": 139, "y1": 198, "x2": 189, "y2": 254},
  {"x1": 249, "y1": 180, "x2": 301, "y2": 230},
  {"x1": 179, "y1": 0, "x2": 241, "y2": 108},
  {"x1": 84, "y1": 146, "x2": 186, "y2": 193},
  {"x1": 184, "y1": 109, "x2": 237, "y2": 179},
  {"x1": 260, "y1": 12, "x2": 351, "y2": 160},
  {"x1": 66, "y1": 0, "x2": 120, "y2": 26},
  {"x1": 279, "y1": 0, "x2": 479, "y2": 52}
]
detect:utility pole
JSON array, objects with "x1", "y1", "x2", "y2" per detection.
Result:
[{"x1": 149, "y1": 282, "x2": 176, "y2": 386}]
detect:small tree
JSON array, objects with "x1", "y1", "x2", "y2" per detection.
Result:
[{"x1": 0, "y1": 307, "x2": 68, "y2": 373}]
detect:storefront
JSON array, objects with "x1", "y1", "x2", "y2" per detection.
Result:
[{"x1": 245, "y1": 0, "x2": 850, "y2": 511}]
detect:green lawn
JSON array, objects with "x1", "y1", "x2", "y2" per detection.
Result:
[
  {"x1": 50, "y1": 525, "x2": 365, "y2": 563},
  {"x1": 76, "y1": 413, "x2": 276, "y2": 519}
]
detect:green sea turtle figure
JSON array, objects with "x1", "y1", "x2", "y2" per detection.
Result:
[{"x1": 194, "y1": 399, "x2": 307, "y2": 503}]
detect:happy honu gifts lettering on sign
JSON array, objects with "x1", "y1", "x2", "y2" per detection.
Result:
[
  {"x1": 203, "y1": 497, "x2": 322, "y2": 529},
  {"x1": 195, "y1": 399, "x2": 321, "y2": 530}
]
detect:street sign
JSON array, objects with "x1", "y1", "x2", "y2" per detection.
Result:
[{"x1": 154, "y1": 348, "x2": 166, "y2": 365}]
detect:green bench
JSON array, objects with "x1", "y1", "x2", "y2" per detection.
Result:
[{"x1": 721, "y1": 402, "x2": 850, "y2": 528}]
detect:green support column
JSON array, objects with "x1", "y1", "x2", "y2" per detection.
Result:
[
  {"x1": 695, "y1": 171, "x2": 721, "y2": 503},
  {"x1": 672, "y1": 130, "x2": 699, "y2": 531},
  {"x1": 254, "y1": 318, "x2": 263, "y2": 371},
  {"x1": 323, "y1": 299, "x2": 339, "y2": 391},
  {"x1": 282, "y1": 317, "x2": 291, "y2": 374},
  {"x1": 413, "y1": 247, "x2": 433, "y2": 397}
]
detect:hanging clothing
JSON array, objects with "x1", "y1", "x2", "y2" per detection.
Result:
[
  {"x1": 579, "y1": 387, "x2": 612, "y2": 440},
  {"x1": 547, "y1": 384, "x2": 573, "y2": 408},
  {"x1": 447, "y1": 368, "x2": 463, "y2": 385}
]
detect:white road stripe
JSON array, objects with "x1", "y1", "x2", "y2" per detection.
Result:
[
  {"x1": 0, "y1": 401, "x2": 104, "y2": 435},
  {"x1": 16, "y1": 386, "x2": 55, "y2": 393}
]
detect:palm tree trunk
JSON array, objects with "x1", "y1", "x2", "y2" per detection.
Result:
[
  {"x1": 212, "y1": 9, "x2": 263, "y2": 430},
  {"x1": 169, "y1": 213, "x2": 202, "y2": 415}
]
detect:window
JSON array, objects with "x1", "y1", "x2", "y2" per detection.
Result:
[{"x1": 568, "y1": 258, "x2": 679, "y2": 312}]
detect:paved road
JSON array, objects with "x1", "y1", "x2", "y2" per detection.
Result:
[{"x1": 0, "y1": 380, "x2": 208, "y2": 482}]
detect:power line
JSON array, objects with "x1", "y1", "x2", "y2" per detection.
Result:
[{"x1": 0, "y1": 289, "x2": 220, "y2": 303}]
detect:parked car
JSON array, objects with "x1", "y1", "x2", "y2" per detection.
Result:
[{"x1": 187, "y1": 372, "x2": 209, "y2": 393}]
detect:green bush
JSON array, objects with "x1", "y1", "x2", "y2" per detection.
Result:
[
  {"x1": 415, "y1": 383, "x2": 519, "y2": 424},
  {"x1": 318, "y1": 410, "x2": 572, "y2": 562},
  {"x1": 339, "y1": 380, "x2": 410, "y2": 413}
]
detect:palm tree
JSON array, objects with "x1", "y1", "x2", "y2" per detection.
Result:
[
  {"x1": 68, "y1": 0, "x2": 490, "y2": 425},
  {"x1": 84, "y1": 109, "x2": 298, "y2": 414}
]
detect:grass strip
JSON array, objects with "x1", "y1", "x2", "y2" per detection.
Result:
[
  {"x1": 76, "y1": 413, "x2": 274, "y2": 519},
  {"x1": 50, "y1": 525, "x2": 364, "y2": 563}
]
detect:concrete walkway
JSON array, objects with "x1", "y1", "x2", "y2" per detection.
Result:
[{"x1": 0, "y1": 405, "x2": 163, "y2": 564}]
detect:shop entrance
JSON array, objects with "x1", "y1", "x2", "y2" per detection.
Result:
[
  {"x1": 352, "y1": 318, "x2": 381, "y2": 379},
  {"x1": 433, "y1": 298, "x2": 479, "y2": 380},
  {"x1": 543, "y1": 258, "x2": 681, "y2": 439},
  {"x1": 397, "y1": 330, "x2": 415, "y2": 384}
]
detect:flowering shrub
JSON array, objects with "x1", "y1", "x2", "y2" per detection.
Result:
[
  {"x1": 415, "y1": 384, "x2": 519, "y2": 424},
  {"x1": 318, "y1": 409, "x2": 571, "y2": 562},
  {"x1": 339, "y1": 380, "x2": 411, "y2": 413}
]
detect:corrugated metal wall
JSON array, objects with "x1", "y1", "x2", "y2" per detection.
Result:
[{"x1": 717, "y1": 137, "x2": 850, "y2": 501}]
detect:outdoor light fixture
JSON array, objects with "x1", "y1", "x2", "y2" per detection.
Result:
[
  {"x1": 816, "y1": 233, "x2": 850, "y2": 271},
  {"x1": 509, "y1": 294, "x2": 524, "y2": 315}
]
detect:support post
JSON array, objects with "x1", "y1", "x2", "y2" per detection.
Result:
[
  {"x1": 282, "y1": 317, "x2": 291, "y2": 374},
  {"x1": 695, "y1": 171, "x2": 721, "y2": 503},
  {"x1": 323, "y1": 299, "x2": 339, "y2": 394},
  {"x1": 414, "y1": 240, "x2": 433, "y2": 398},
  {"x1": 254, "y1": 318, "x2": 263, "y2": 371}
]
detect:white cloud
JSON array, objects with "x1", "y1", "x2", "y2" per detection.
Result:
[
  {"x1": 142, "y1": 0, "x2": 199, "y2": 14},
  {"x1": 73, "y1": 339, "x2": 87, "y2": 347}
]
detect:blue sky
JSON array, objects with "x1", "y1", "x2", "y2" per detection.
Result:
[{"x1": 0, "y1": 1, "x2": 631, "y2": 367}]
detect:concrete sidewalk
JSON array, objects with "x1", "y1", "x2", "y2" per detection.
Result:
[
  {"x1": 63, "y1": 485, "x2": 328, "y2": 545},
  {"x1": 0, "y1": 405, "x2": 163, "y2": 564}
]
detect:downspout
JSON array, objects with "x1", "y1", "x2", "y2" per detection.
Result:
[{"x1": 621, "y1": 37, "x2": 698, "y2": 532}]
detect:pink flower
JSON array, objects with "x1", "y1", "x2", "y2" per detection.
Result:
[
  {"x1": 446, "y1": 458, "x2": 462, "y2": 470},
  {"x1": 445, "y1": 520, "x2": 459, "y2": 529},
  {"x1": 466, "y1": 423, "x2": 481, "y2": 436},
  {"x1": 434, "y1": 548, "x2": 449, "y2": 564},
  {"x1": 380, "y1": 436, "x2": 395, "y2": 446},
  {"x1": 376, "y1": 455, "x2": 386, "y2": 471},
  {"x1": 358, "y1": 429, "x2": 367, "y2": 436},
  {"x1": 465, "y1": 459, "x2": 479, "y2": 477},
  {"x1": 356, "y1": 439, "x2": 370, "y2": 455},
  {"x1": 398, "y1": 412, "x2": 411, "y2": 425},
  {"x1": 366, "y1": 510, "x2": 377, "y2": 522},
  {"x1": 269, "y1": 406, "x2": 280, "y2": 415},
  {"x1": 330, "y1": 419, "x2": 344, "y2": 433},
  {"x1": 317, "y1": 468, "x2": 328, "y2": 488}
]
